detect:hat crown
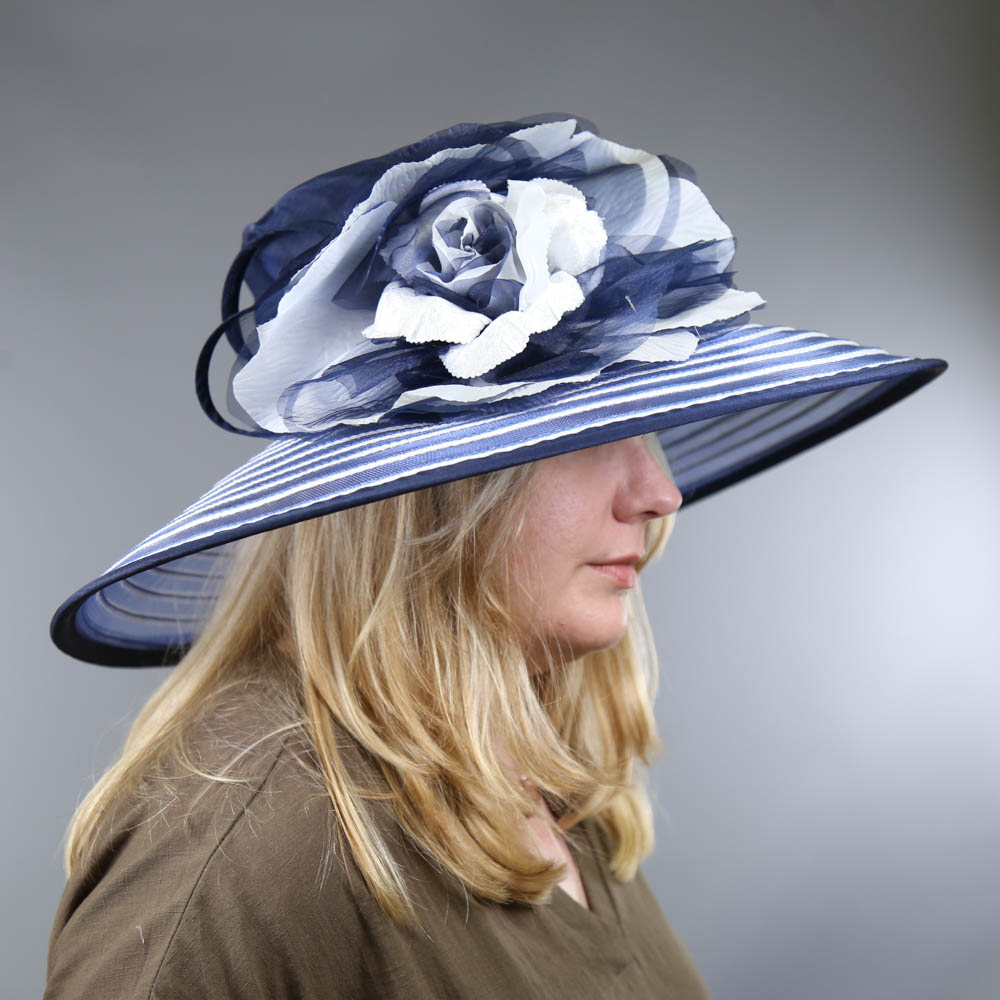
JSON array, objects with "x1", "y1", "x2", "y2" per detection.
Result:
[{"x1": 201, "y1": 115, "x2": 765, "y2": 437}]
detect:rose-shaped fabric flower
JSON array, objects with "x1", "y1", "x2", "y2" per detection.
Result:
[
  {"x1": 365, "y1": 177, "x2": 608, "y2": 378},
  {"x1": 226, "y1": 117, "x2": 765, "y2": 432}
]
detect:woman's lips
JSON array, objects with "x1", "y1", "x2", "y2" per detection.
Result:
[{"x1": 588, "y1": 563, "x2": 638, "y2": 588}]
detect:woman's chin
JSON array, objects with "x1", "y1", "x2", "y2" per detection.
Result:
[{"x1": 572, "y1": 608, "x2": 630, "y2": 656}]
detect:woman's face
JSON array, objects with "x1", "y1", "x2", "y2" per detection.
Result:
[{"x1": 505, "y1": 435, "x2": 682, "y2": 672}]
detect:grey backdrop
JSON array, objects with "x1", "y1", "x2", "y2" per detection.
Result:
[{"x1": 5, "y1": 2, "x2": 998, "y2": 997}]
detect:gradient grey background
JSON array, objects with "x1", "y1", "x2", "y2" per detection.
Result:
[{"x1": 4, "y1": 2, "x2": 997, "y2": 997}]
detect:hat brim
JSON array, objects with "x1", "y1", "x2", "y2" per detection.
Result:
[{"x1": 51, "y1": 322, "x2": 946, "y2": 666}]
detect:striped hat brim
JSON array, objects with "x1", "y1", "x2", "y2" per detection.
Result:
[{"x1": 51, "y1": 322, "x2": 946, "y2": 665}]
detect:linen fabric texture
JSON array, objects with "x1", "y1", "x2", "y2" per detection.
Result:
[{"x1": 43, "y1": 689, "x2": 710, "y2": 999}]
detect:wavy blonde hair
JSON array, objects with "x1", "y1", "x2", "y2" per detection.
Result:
[{"x1": 63, "y1": 433, "x2": 678, "y2": 930}]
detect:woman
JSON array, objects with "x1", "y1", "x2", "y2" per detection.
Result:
[{"x1": 44, "y1": 114, "x2": 946, "y2": 998}]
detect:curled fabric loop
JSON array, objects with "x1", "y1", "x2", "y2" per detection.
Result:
[{"x1": 197, "y1": 224, "x2": 343, "y2": 435}]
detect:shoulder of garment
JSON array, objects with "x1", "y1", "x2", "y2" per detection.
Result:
[
  {"x1": 43, "y1": 686, "x2": 374, "y2": 1000},
  {"x1": 44, "y1": 684, "x2": 714, "y2": 1000}
]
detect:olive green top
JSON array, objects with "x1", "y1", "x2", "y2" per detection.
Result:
[{"x1": 44, "y1": 691, "x2": 710, "y2": 999}]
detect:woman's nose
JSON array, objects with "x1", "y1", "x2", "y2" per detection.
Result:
[{"x1": 616, "y1": 436, "x2": 683, "y2": 521}]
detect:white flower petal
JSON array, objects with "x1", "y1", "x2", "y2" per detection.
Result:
[
  {"x1": 569, "y1": 131, "x2": 732, "y2": 252},
  {"x1": 440, "y1": 314, "x2": 531, "y2": 379},
  {"x1": 379, "y1": 331, "x2": 700, "y2": 420},
  {"x1": 531, "y1": 177, "x2": 587, "y2": 204},
  {"x1": 363, "y1": 280, "x2": 488, "y2": 345},
  {"x1": 504, "y1": 180, "x2": 553, "y2": 309},
  {"x1": 441, "y1": 270, "x2": 584, "y2": 378},
  {"x1": 506, "y1": 118, "x2": 580, "y2": 160},
  {"x1": 419, "y1": 178, "x2": 491, "y2": 215},
  {"x1": 340, "y1": 119, "x2": 578, "y2": 236},
  {"x1": 233, "y1": 311, "x2": 383, "y2": 433},
  {"x1": 531, "y1": 178, "x2": 607, "y2": 275},
  {"x1": 266, "y1": 202, "x2": 394, "y2": 325},
  {"x1": 232, "y1": 204, "x2": 395, "y2": 432},
  {"x1": 417, "y1": 258, "x2": 501, "y2": 295},
  {"x1": 340, "y1": 145, "x2": 485, "y2": 235},
  {"x1": 428, "y1": 196, "x2": 486, "y2": 271},
  {"x1": 563, "y1": 133, "x2": 670, "y2": 252},
  {"x1": 661, "y1": 177, "x2": 736, "y2": 250},
  {"x1": 615, "y1": 330, "x2": 699, "y2": 364},
  {"x1": 648, "y1": 289, "x2": 765, "y2": 332}
]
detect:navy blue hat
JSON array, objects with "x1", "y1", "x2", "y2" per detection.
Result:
[{"x1": 51, "y1": 114, "x2": 947, "y2": 665}]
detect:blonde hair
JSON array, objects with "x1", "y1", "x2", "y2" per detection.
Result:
[{"x1": 63, "y1": 433, "x2": 678, "y2": 930}]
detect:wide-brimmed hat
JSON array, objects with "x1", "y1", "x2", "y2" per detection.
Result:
[{"x1": 50, "y1": 114, "x2": 947, "y2": 666}]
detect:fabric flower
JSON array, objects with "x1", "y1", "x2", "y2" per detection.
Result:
[
  {"x1": 229, "y1": 117, "x2": 765, "y2": 432},
  {"x1": 365, "y1": 176, "x2": 608, "y2": 378}
]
